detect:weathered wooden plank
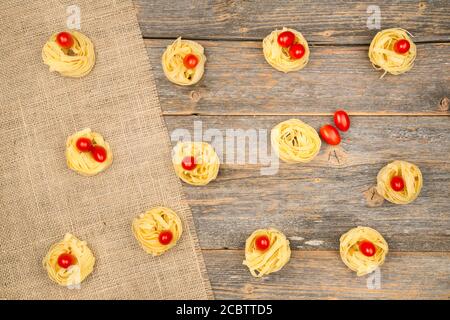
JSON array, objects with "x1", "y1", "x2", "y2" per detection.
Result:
[
  {"x1": 204, "y1": 250, "x2": 450, "y2": 299},
  {"x1": 146, "y1": 40, "x2": 450, "y2": 115},
  {"x1": 165, "y1": 115, "x2": 450, "y2": 251},
  {"x1": 136, "y1": 0, "x2": 450, "y2": 44}
]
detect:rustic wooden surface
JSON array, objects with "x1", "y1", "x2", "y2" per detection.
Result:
[{"x1": 136, "y1": 0, "x2": 450, "y2": 299}]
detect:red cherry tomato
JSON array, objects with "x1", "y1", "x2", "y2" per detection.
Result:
[
  {"x1": 277, "y1": 31, "x2": 295, "y2": 48},
  {"x1": 255, "y1": 235, "x2": 270, "y2": 251},
  {"x1": 91, "y1": 145, "x2": 107, "y2": 163},
  {"x1": 56, "y1": 32, "x2": 74, "y2": 49},
  {"x1": 57, "y1": 253, "x2": 76, "y2": 268},
  {"x1": 390, "y1": 176, "x2": 405, "y2": 191},
  {"x1": 320, "y1": 125, "x2": 341, "y2": 145},
  {"x1": 76, "y1": 137, "x2": 93, "y2": 152},
  {"x1": 159, "y1": 230, "x2": 173, "y2": 245},
  {"x1": 181, "y1": 156, "x2": 197, "y2": 171},
  {"x1": 289, "y1": 43, "x2": 306, "y2": 59},
  {"x1": 359, "y1": 240, "x2": 376, "y2": 257},
  {"x1": 333, "y1": 110, "x2": 350, "y2": 132},
  {"x1": 394, "y1": 39, "x2": 410, "y2": 54},
  {"x1": 183, "y1": 54, "x2": 199, "y2": 69}
]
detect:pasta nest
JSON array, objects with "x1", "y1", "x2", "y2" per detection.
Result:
[
  {"x1": 132, "y1": 207, "x2": 183, "y2": 256},
  {"x1": 66, "y1": 128, "x2": 113, "y2": 176},
  {"x1": 172, "y1": 141, "x2": 220, "y2": 186},
  {"x1": 42, "y1": 30, "x2": 95, "y2": 78},
  {"x1": 340, "y1": 226, "x2": 389, "y2": 276},
  {"x1": 162, "y1": 37, "x2": 206, "y2": 85},
  {"x1": 369, "y1": 28, "x2": 416, "y2": 77},
  {"x1": 377, "y1": 160, "x2": 423, "y2": 205},
  {"x1": 42, "y1": 233, "x2": 95, "y2": 286},
  {"x1": 271, "y1": 119, "x2": 321, "y2": 163},
  {"x1": 263, "y1": 27, "x2": 310, "y2": 73},
  {"x1": 243, "y1": 228, "x2": 291, "y2": 277}
]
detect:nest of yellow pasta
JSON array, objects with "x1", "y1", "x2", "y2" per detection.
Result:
[
  {"x1": 162, "y1": 38, "x2": 206, "y2": 85},
  {"x1": 377, "y1": 160, "x2": 423, "y2": 205},
  {"x1": 132, "y1": 207, "x2": 183, "y2": 256},
  {"x1": 172, "y1": 141, "x2": 220, "y2": 186},
  {"x1": 369, "y1": 28, "x2": 416, "y2": 77},
  {"x1": 263, "y1": 27, "x2": 310, "y2": 73},
  {"x1": 271, "y1": 119, "x2": 321, "y2": 163},
  {"x1": 243, "y1": 228, "x2": 291, "y2": 277},
  {"x1": 42, "y1": 233, "x2": 95, "y2": 286},
  {"x1": 340, "y1": 226, "x2": 388, "y2": 276},
  {"x1": 42, "y1": 31, "x2": 95, "y2": 78},
  {"x1": 66, "y1": 128, "x2": 113, "y2": 176}
]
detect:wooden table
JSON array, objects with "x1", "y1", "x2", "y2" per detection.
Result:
[{"x1": 135, "y1": 0, "x2": 449, "y2": 299}]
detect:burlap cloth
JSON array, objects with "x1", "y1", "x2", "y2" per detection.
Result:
[{"x1": 0, "y1": 0, "x2": 213, "y2": 299}]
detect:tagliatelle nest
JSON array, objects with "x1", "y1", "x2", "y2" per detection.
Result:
[
  {"x1": 271, "y1": 119, "x2": 321, "y2": 163},
  {"x1": 340, "y1": 226, "x2": 388, "y2": 276},
  {"x1": 162, "y1": 37, "x2": 206, "y2": 85},
  {"x1": 368, "y1": 28, "x2": 416, "y2": 77},
  {"x1": 65, "y1": 128, "x2": 113, "y2": 176},
  {"x1": 132, "y1": 207, "x2": 183, "y2": 256},
  {"x1": 263, "y1": 27, "x2": 310, "y2": 73},
  {"x1": 376, "y1": 160, "x2": 423, "y2": 205},
  {"x1": 172, "y1": 141, "x2": 220, "y2": 186},
  {"x1": 42, "y1": 233, "x2": 95, "y2": 286},
  {"x1": 243, "y1": 228, "x2": 291, "y2": 277},
  {"x1": 42, "y1": 30, "x2": 95, "y2": 78}
]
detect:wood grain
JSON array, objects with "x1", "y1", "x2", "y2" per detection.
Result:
[
  {"x1": 135, "y1": 0, "x2": 450, "y2": 299},
  {"x1": 136, "y1": 0, "x2": 450, "y2": 44},
  {"x1": 146, "y1": 40, "x2": 450, "y2": 115},
  {"x1": 204, "y1": 250, "x2": 450, "y2": 299},
  {"x1": 165, "y1": 115, "x2": 450, "y2": 251}
]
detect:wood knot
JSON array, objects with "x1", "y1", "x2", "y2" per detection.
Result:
[
  {"x1": 438, "y1": 97, "x2": 449, "y2": 111},
  {"x1": 243, "y1": 283, "x2": 254, "y2": 294},
  {"x1": 363, "y1": 186, "x2": 385, "y2": 207},
  {"x1": 326, "y1": 146, "x2": 348, "y2": 167},
  {"x1": 189, "y1": 91, "x2": 201, "y2": 102},
  {"x1": 419, "y1": 2, "x2": 427, "y2": 10}
]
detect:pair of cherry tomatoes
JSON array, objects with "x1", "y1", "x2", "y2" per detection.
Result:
[
  {"x1": 277, "y1": 31, "x2": 306, "y2": 60},
  {"x1": 320, "y1": 110, "x2": 350, "y2": 145},
  {"x1": 181, "y1": 156, "x2": 197, "y2": 171},
  {"x1": 76, "y1": 137, "x2": 108, "y2": 163}
]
